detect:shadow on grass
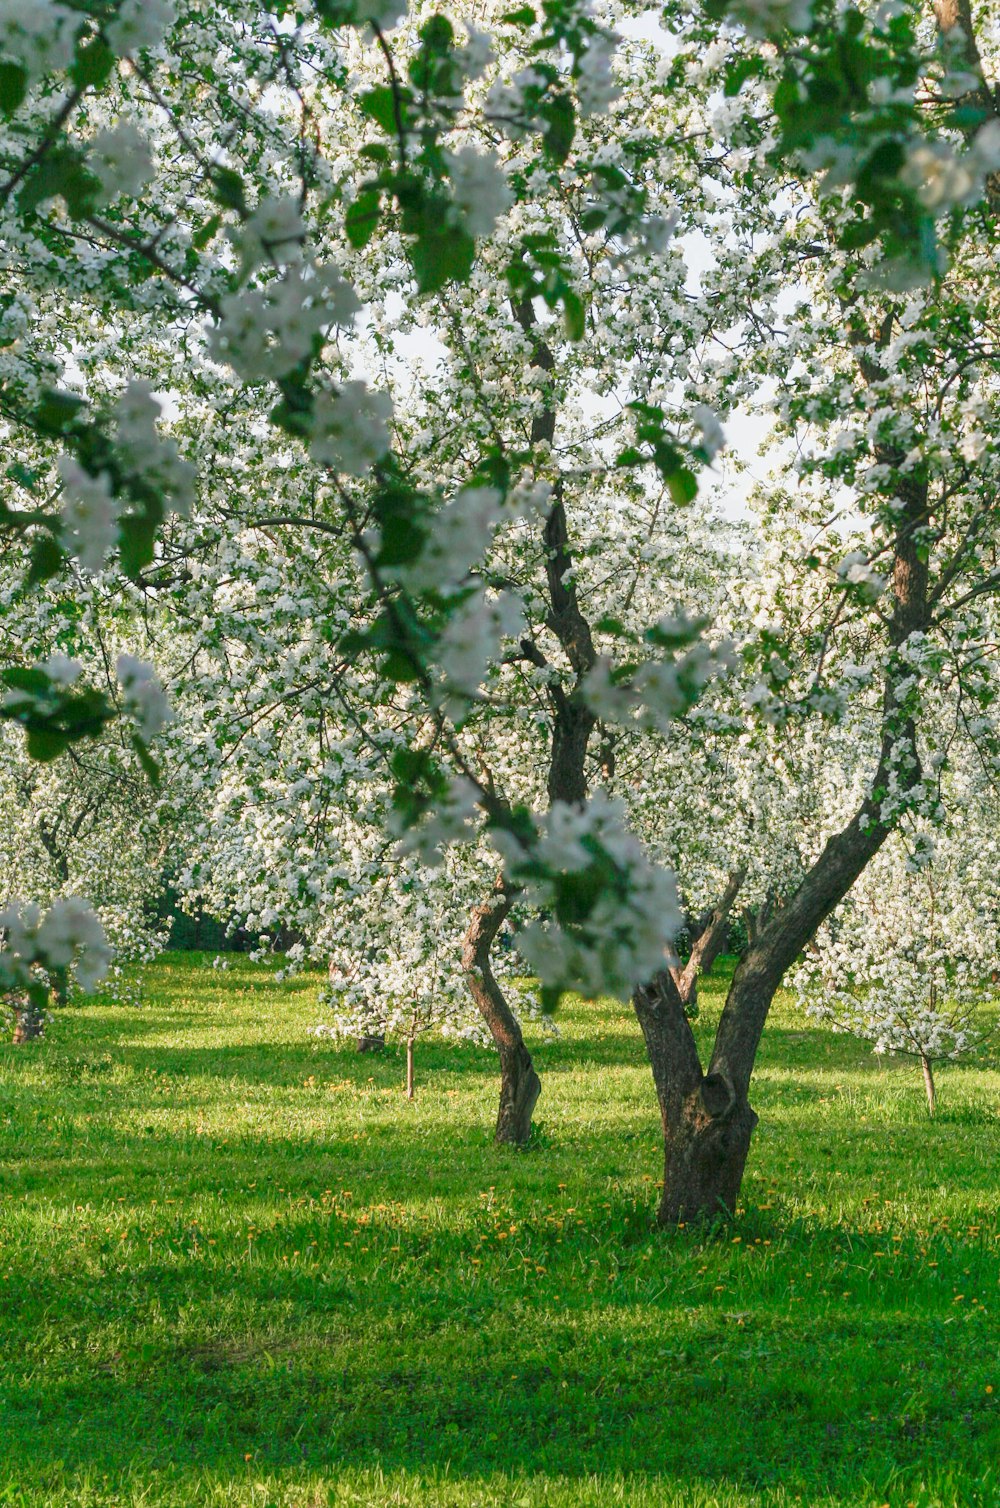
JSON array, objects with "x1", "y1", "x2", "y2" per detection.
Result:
[{"x1": 1, "y1": 1290, "x2": 996, "y2": 1503}]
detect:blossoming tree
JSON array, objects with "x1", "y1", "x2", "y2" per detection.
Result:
[{"x1": 3, "y1": 0, "x2": 1000, "y2": 1222}]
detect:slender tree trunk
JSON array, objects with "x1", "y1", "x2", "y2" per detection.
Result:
[
  {"x1": 461, "y1": 884, "x2": 540, "y2": 1144},
  {"x1": 406, "y1": 1036, "x2": 415, "y2": 1100},
  {"x1": 670, "y1": 868, "x2": 746, "y2": 1010},
  {"x1": 921, "y1": 1054, "x2": 937, "y2": 1117}
]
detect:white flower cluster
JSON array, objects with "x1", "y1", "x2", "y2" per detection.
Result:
[
  {"x1": 445, "y1": 149, "x2": 512, "y2": 239},
  {"x1": 901, "y1": 121, "x2": 1000, "y2": 216},
  {"x1": 496, "y1": 794, "x2": 683, "y2": 1001},
  {"x1": 486, "y1": 67, "x2": 551, "y2": 139},
  {"x1": 836, "y1": 550, "x2": 887, "y2": 602},
  {"x1": 723, "y1": 0, "x2": 814, "y2": 37},
  {"x1": 105, "y1": 0, "x2": 176, "y2": 56},
  {"x1": 346, "y1": 0, "x2": 408, "y2": 31},
  {"x1": 239, "y1": 196, "x2": 306, "y2": 271},
  {"x1": 87, "y1": 123, "x2": 154, "y2": 203},
  {"x1": 0, "y1": 0, "x2": 75, "y2": 80},
  {"x1": 115, "y1": 380, "x2": 196, "y2": 515},
  {"x1": 309, "y1": 380, "x2": 392, "y2": 475},
  {"x1": 0, "y1": 897, "x2": 112, "y2": 994},
  {"x1": 433, "y1": 588, "x2": 525, "y2": 712},
  {"x1": 583, "y1": 617, "x2": 730, "y2": 733},
  {"x1": 394, "y1": 777, "x2": 480, "y2": 867},
  {"x1": 395, "y1": 485, "x2": 503, "y2": 596},
  {"x1": 692, "y1": 404, "x2": 726, "y2": 461},
  {"x1": 58, "y1": 457, "x2": 119, "y2": 574},
  {"x1": 575, "y1": 32, "x2": 620, "y2": 117},
  {"x1": 209, "y1": 263, "x2": 360, "y2": 383},
  {"x1": 794, "y1": 833, "x2": 995, "y2": 1071},
  {"x1": 116, "y1": 653, "x2": 172, "y2": 740},
  {"x1": 57, "y1": 383, "x2": 194, "y2": 573}
]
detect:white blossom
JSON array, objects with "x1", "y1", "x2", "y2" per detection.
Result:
[
  {"x1": 308, "y1": 381, "x2": 392, "y2": 474},
  {"x1": 446, "y1": 149, "x2": 512, "y2": 239},
  {"x1": 106, "y1": 0, "x2": 175, "y2": 56},
  {"x1": 0, "y1": 0, "x2": 75, "y2": 79},
  {"x1": 116, "y1": 654, "x2": 173, "y2": 740},
  {"x1": 58, "y1": 457, "x2": 119, "y2": 574},
  {"x1": 88, "y1": 123, "x2": 154, "y2": 202}
]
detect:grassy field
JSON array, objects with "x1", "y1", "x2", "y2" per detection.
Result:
[{"x1": 0, "y1": 952, "x2": 997, "y2": 1508}]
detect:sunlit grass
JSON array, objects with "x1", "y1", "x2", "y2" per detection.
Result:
[{"x1": 0, "y1": 952, "x2": 997, "y2": 1506}]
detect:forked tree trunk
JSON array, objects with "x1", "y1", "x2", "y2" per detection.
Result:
[
  {"x1": 634, "y1": 972, "x2": 758, "y2": 1223},
  {"x1": 670, "y1": 868, "x2": 746, "y2": 1010},
  {"x1": 637, "y1": 794, "x2": 898, "y2": 1223},
  {"x1": 921, "y1": 1054, "x2": 937, "y2": 1116},
  {"x1": 461, "y1": 884, "x2": 540, "y2": 1145}
]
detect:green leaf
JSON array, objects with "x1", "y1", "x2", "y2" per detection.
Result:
[
  {"x1": 192, "y1": 213, "x2": 222, "y2": 250},
  {"x1": 359, "y1": 86, "x2": 403, "y2": 136},
  {"x1": 724, "y1": 56, "x2": 764, "y2": 98},
  {"x1": 562, "y1": 289, "x2": 585, "y2": 341},
  {"x1": 6, "y1": 462, "x2": 42, "y2": 493},
  {"x1": 0, "y1": 61, "x2": 27, "y2": 116},
  {"x1": 131, "y1": 734, "x2": 162, "y2": 785},
  {"x1": 26, "y1": 726, "x2": 72, "y2": 762},
  {"x1": 501, "y1": 5, "x2": 536, "y2": 24},
  {"x1": 542, "y1": 93, "x2": 575, "y2": 165},
  {"x1": 376, "y1": 513, "x2": 425, "y2": 568},
  {"x1": 666, "y1": 466, "x2": 698, "y2": 506},
  {"x1": 384, "y1": 648, "x2": 421, "y2": 683},
  {"x1": 345, "y1": 187, "x2": 382, "y2": 249},
  {"x1": 27, "y1": 534, "x2": 64, "y2": 587},
  {"x1": 20, "y1": 147, "x2": 100, "y2": 218},
  {"x1": 71, "y1": 38, "x2": 116, "y2": 89},
  {"x1": 33, "y1": 390, "x2": 87, "y2": 436},
  {"x1": 408, "y1": 219, "x2": 475, "y2": 294},
  {"x1": 118, "y1": 511, "x2": 160, "y2": 578},
  {"x1": 210, "y1": 166, "x2": 248, "y2": 214}
]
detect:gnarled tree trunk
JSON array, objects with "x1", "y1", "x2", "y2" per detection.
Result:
[
  {"x1": 634, "y1": 971, "x2": 758, "y2": 1223},
  {"x1": 461, "y1": 884, "x2": 540, "y2": 1145}
]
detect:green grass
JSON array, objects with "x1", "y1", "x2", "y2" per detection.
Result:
[{"x1": 0, "y1": 953, "x2": 997, "y2": 1508}]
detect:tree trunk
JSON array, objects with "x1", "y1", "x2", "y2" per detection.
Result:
[
  {"x1": 921, "y1": 1054, "x2": 936, "y2": 1116},
  {"x1": 461, "y1": 884, "x2": 540, "y2": 1145},
  {"x1": 634, "y1": 970, "x2": 758, "y2": 1223},
  {"x1": 670, "y1": 868, "x2": 746, "y2": 1010},
  {"x1": 12, "y1": 998, "x2": 45, "y2": 1043},
  {"x1": 660, "y1": 1081, "x2": 759, "y2": 1225},
  {"x1": 636, "y1": 791, "x2": 898, "y2": 1224},
  {"x1": 406, "y1": 1036, "x2": 415, "y2": 1100}
]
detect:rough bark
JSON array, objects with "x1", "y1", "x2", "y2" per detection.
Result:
[
  {"x1": 633, "y1": 970, "x2": 757, "y2": 1223},
  {"x1": 461, "y1": 884, "x2": 540, "y2": 1145},
  {"x1": 670, "y1": 868, "x2": 746, "y2": 1010}
]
